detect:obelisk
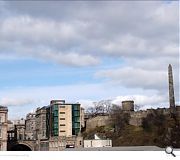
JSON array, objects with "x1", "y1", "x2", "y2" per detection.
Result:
[{"x1": 168, "y1": 64, "x2": 176, "y2": 114}]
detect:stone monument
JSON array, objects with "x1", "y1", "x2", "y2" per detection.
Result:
[{"x1": 168, "y1": 64, "x2": 176, "y2": 114}]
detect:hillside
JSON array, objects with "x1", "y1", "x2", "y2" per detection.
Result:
[{"x1": 82, "y1": 112, "x2": 180, "y2": 148}]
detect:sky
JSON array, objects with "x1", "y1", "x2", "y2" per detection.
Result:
[{"x1": 0, "y1": 1, "x2": 179, "y2": 120}]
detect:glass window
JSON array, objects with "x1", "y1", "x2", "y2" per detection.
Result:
[
  {"x1": 53, "y1": 129, "x2": 58, "y2": 136},
  {"x1": 73, "y1": 105, "x2": 79, "y2": 110},
  {"x1": 73, "y1": 111, "x2": 80, "y2": 116},
  {"x1": 53, "y1": 105, "x2": 58, "y2": 111},
  {"x1": 54, "y1": 111, "x2": 58, "y2": 116},
  {"x1": 73, "y1": 128, "x2": 80, "y2": 135},
  {"x1": 73, "y1": 117, "x2": 80, "y2": 122},
  {"x1": 73, "y1": 122, "x2": 80, "y2": 128},
  {"x1": 54, "y1": 123, "x2": 58, "y2": 128}
]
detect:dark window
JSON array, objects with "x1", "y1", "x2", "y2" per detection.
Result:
[
  {"x1": 60, "y1": 130, "x2": 66, "y2": 132},
  {"x1": 60, "y1": 112, "x2": 65, "y2": 114},
  {"x1": 60, "y1": 124, "x2": 66, "y2": 126},
  {"x1": 60, "y1": 118, "x2": 65, "y2": 120}
]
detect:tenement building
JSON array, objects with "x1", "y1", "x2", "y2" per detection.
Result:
[
  {"x1": 25, "y1": 113, "x2": 36, "y2": 140},
  {"x1": 35, "y1": 106, "x2": 49, "y2": 151},
  {"x1": 36, "y1": 107, "x2": 48, "y2": 140},
  {"x1": 13, "y1": 118, "x2": 26, "y2": 141},
  {"x1": 0, "y1": 106, "x2": 8, "y2": 151},
  {"x1": 7, "y1": 118, "x2": 26, "y2": 142}
]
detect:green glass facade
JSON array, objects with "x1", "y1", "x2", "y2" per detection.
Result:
[
  {"x1": 72, "y1": 104, "x2": 80, "y2": 135},
  {"x1": 52, "y1": 104, "x2": 59, "y2": 136},
  {"x1": 46, "y1": 102, "x2": 81, "y2": 137}
]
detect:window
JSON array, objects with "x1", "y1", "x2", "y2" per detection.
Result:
[
  {"x1": 60, "y1": 106, "x2": 65, "y2": 108},
  {"x1": 54, "y1": 118, "x2": 58, "y2": 123},
  {"x1": 60, "y1": 130, "x2": 65, "y2": 132},
  {"x1": 73, "y1": 105, "x2": 79, "y2": 110},
  {"x1": 73, "y1": 117, "x2": 80, "y2": 122},
  {"x1": 73, "y1": 122, "x2": 80, "y2": 128},
  {"x1": 60, "y1": 112, "x2": 65, "y2": 114},
  {"x1": 73, "y1": 111, "x2": 80, "y2": 116},
  {"x1": 60, "y1": 124, "x2": 66, "y2": 126},
  {"x1": 54, "y1": 111, "x2": 58, "y2": 117},
  {"x1": 60, "y1": 118, "x2": 65, "y2": 120},
  {"x1": 54, "y1": 123, "x2": 58, "y2": 128},
  {"x1": 53, "y1": 129, "x2": 58, "y2": 136}
]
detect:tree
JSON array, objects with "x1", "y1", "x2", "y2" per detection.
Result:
[
  {"x1": 85, "y1": 99, "x2": 113, "y2": 117},
  {"x1": 134, "y1": 105, "x2": 141, "y2": 111},
  {"x1": 142, "y1": 110, "x2": 166, "y2": 132}
]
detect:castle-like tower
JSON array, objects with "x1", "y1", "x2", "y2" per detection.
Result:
[{"x1": 168, "y1": 64, "x2": 176, "y2": 114}]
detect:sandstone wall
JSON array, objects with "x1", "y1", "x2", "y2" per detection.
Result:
[{"x1": 86, "y1": 116, "x2": 110, "y2": 131}]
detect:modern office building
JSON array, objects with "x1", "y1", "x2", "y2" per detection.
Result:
[
  {"x1": 46, "y1": 100, "x2": 84, "y2": 150},
  {"x1": 0, "y1": 106, "x2": 8, "y2": 151},
  {"x1": 47, "y1": 100, "x2": 83, "y2": 138}
]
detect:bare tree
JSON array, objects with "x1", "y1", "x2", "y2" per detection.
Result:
[
  {"x1": 134, "y1": 104, "x2": 141, "y2": 111},
  {"x1": 93, "y1": 100, "x2": 113, "y2": 115},
  {"x1": 85, "y1": 99, "x2": 113, "y2": 116}
]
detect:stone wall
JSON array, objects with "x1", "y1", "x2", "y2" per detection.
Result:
[
  {"x1": 85, "y1": 107, "x2": 175, "y2": 129},
  {"x1": 129, "y1": 111, "x2": 148, "y2": 126},
  {"x1": 86, "y1": 115, "x2": 110, "y2": 131},
  {"x1": 49, "y1": 136, "x2": 83, "y2": 151}
]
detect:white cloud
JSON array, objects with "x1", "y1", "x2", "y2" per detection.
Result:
[
  {"x1": 112, "y1": 94, "x2": 167, "y2": 108},
  {"x1": 0, "y1": 1, "x2": 179, "y2": 119},
  {"x1": 0, "y1": 16, "x2": 78, "y2": 42},
  {"x1": 77, "y1": 99, "x2": 94, "y2": 109},
  {"x1": 0, "y1": 2, "x2": 178, "y2": 66},
  {"x1": 0, "y1": 97, "x2": 35, "y2": 106},
  {"x1": 95, "y1": 67, "x2": 168, "y2": 90},
  {"x1": 0, "y1": 15, "x2": 99, "y2": 67}
]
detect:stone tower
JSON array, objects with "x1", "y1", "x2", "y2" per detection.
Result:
[{"x1": 168, "y1": 64, "x2": 176, "y2": 114}]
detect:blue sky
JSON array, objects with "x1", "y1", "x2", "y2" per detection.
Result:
[{"x1": 0, "y1": 1, "x2": 179, "y2": 119}]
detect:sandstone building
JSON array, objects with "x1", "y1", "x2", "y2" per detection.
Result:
[
  {"x1": 47, "y1": 100, "x2": 84, "y2": 150},
  {"x1": 25, "y1": 113, "x2": 36, "y2": 140},
  {"x1": 0, "y1": 106, "x2": 8, "y2": 151}
]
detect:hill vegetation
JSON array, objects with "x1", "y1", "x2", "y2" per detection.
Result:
[{"x1": 83, "y1": 107, "x2": 180, "y2": 148}]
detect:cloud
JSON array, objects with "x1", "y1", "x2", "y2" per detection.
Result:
[
  {"x1": 101, "y1": 34, "x2": 178, "y2": 58},
  {"x1": 0, "y1": 97, "x2": 35, "y2": 107},
  {"x1": 0, "y1": 1, "x2": 179, "y2": 118},
  {"x1": 112, "y1": 94, "x2": 167, "y2": 108},
  {"x1": 0, "y1": 1, "x2": 178, "y2": 66},
  {"x1": 0, "y1": 15, "x2": 99, "y2": 66},
  {"x1": 77, "y1": 99, "x2": 94, "y2": 109},
  {"x1": 95, "y1": 67, "x2": 168, "y2": 90}
]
